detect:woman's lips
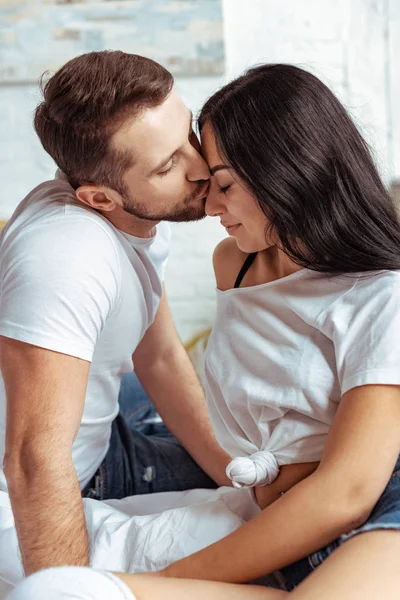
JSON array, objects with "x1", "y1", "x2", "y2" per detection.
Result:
[{"x1": 225, "y1": 224, "x2": 241, "y2": 234}]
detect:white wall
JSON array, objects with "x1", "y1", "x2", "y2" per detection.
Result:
[
  {"x1": 0, "y1": 0, "x2": 398, "y2": 341},
  {"x1": 389, "y1": 0, "x2": 400, "y2": 179}
]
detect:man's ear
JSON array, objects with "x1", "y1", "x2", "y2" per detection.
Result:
[{"x1": 75, "y1": 185, "x2": 122, "y2": 212}]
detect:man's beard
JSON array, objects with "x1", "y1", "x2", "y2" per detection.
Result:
[{"x1": 121, "y1": 183, "x2": 208, "y2": 223}]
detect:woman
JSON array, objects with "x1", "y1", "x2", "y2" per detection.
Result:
[{"x1": 9, "y1": 64, "x2": 400, "y2": 599}]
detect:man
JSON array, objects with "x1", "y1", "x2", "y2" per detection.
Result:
[{"x1": 0, "y1": 50, "x2": 231, "y2": 576}]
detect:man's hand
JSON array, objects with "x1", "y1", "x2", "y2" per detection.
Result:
[
  {"x1": 2, "y1": 337, "x2": 90, "y2": 575},
  {"x1": 133, "y1": 288, "x2": 232, "y2": 487}
]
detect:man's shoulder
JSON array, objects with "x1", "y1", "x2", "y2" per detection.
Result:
[
  {"x1": 1, "y1": 200, "x2": 121, "y2": 286},
  {"x1": 4, "y1": 176, "x2": 118, "y2": 251}
]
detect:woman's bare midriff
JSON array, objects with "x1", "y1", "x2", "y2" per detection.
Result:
[{"x1": 254, "y1": 462, "x2": 319, "y2": 510}]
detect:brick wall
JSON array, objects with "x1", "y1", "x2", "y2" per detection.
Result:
[{"x1": 0, "y1": 0, "x2": 398, "y2": 341}]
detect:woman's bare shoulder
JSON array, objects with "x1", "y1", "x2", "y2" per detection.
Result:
[{"x1": 212, "y1": 237, "x2": 248, "y2": 292}]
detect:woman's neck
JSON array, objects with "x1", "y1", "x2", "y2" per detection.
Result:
[{"x1": 259, "y1": 246, "x2": 303, "y2": 281}]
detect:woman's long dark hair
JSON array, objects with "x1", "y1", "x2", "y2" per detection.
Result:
[{"x1": 199, "y1": 64, "x2": 400, "y2": 273}]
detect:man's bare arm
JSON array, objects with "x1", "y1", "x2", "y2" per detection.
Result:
[
  {"x1": 1, "y1": 336, "x2": 90, "y2": 575},
  {"x1": 133, "y1": 288, "x2": 232, "y2": 487}
]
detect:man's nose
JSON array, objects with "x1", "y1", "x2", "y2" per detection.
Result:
[
  {"x1": 205, "y1": 186, "x2": 223, "y2": 217},
  {"x1": 187, "y1": 148, "x2": 210, "y2": 183}
]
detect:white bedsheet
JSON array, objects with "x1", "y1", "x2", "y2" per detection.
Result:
[{"x1": 0, "y1": 487, "x2": 260, "y2": 599}]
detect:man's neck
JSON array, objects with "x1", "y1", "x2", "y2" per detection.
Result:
[{"x1": 102, "y1": 209, "x2": 158, "y2": 239}]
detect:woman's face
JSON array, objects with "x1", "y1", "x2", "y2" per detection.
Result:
[{"x1": 201, "y1": 123, "x2": 273, "y2": 253}]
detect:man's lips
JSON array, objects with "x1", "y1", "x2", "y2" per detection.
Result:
[{"x1": 193, "y1": 183, "x2": 209, "y2": 200}]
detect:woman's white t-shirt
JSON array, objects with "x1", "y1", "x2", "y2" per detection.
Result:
[
  {"x1": 0, "y1": 172, "x2": 170, "y2": 492},
  {"x1": 205, "y1": 267, "x2": 400, "y2": 484}
]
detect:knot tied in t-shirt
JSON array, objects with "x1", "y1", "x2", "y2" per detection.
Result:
[{"x1": 226, "y1": 450, "x2": 280, "y2": 488}]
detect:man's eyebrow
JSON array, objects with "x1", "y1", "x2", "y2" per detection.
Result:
[
  {"x1": 150, "y1": 110, "x2": 194, "y2": 175},
  {"x1": 210, "y1": 164, "x2": 230, "y2": 176}
]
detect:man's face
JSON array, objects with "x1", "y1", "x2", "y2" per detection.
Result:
[{"x1": 111, "y1": 90, "x2": 210, "y2": 222}]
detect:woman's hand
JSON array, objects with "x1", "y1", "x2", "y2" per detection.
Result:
[{"x1": 254, "y1": 462, "x2": 319, "y2": 509}]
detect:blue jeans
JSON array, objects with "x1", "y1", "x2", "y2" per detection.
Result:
[{"x1": 82, "y1": 373, "x2": 217, "y2": 500}]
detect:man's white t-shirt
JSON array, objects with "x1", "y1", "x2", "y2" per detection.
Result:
[{"x1": 0, "y1": 171, "x2": 170, "y2": 492}]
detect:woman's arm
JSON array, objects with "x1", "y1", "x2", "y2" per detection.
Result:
[
  {"x1": 254, "y1": 461, "x2": 319, "y2": 509},
  {"x1": 162, "y1": 384, "x2": 400, "y2": 583}
]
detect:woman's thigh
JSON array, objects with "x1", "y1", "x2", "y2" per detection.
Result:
[
  {"x1": 8, "y1": 567, "x2": 288, "y2": 600},
  {"x1": 290, "y1": 530, "x2": 400, "y2": 599}
]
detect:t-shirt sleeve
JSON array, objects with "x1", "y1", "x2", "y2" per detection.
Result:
[
  {"x1": 318, "y1": 273, "x2": 400, "y2": 395},
  {"x1": 0, "y1": 217, "x2": 121, "y2": 361}
]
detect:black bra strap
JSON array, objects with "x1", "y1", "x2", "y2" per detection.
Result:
[{"x1": 234, "y1": 252, "x2": 258, "y2": 288}]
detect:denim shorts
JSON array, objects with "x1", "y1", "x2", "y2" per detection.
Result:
[{"x1": 277, "y1": 454, "x2": 400, "y2": 591}]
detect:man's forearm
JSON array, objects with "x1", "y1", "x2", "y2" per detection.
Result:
[
  {"x1": 136, "y1": 347, "x2": 232, "y2": 486},
  {"x1": 163, "y1": 472, "x2": 367, "y2": 583},
  {"x1": 6, "y1": 456, "x2": 89, "y2": 575}
]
